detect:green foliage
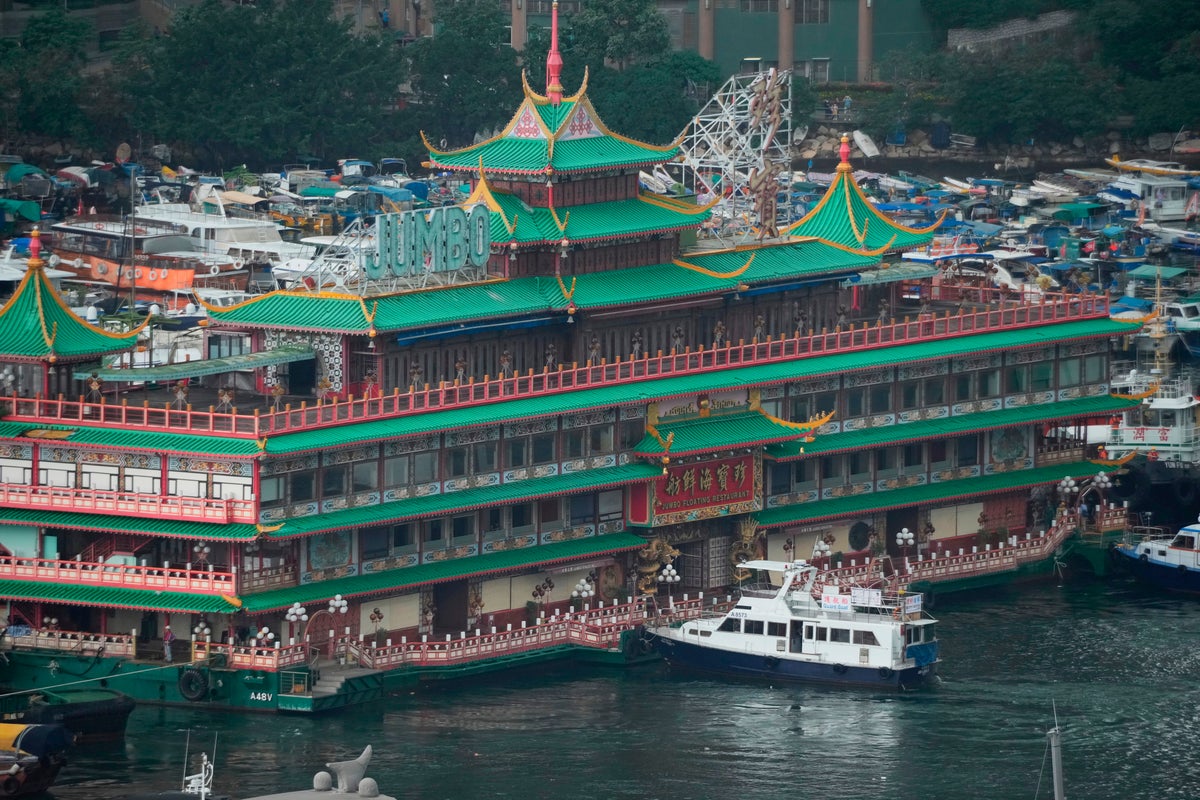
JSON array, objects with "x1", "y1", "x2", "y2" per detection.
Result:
[
  {"x1": 406, "y1": 0, "x2": 519, "y2": 147},
  {"x1": 108, "y1": 0, "x2": 406, "y2": 170},
  {"x1": 0, "y1": 9, "x2": 93, "y2": 140},
  {"x1": 569, "y1": 0, "x2": 671, "y2": 73}
]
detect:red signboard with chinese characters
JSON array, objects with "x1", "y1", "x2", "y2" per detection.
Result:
[{"x1": 651, "y1": 453, "x2": 760, "y2": 526}]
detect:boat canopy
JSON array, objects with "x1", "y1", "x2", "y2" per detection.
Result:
[
  {"x1": 76, "y1": 344, "x2": 315, "y2": 382},
  {"x1": 0, "y1": 198, "x2": 41, "y2": 222},
  {"x1": 1127, "y1": 264, "x2": 1187, "y2": 280}
]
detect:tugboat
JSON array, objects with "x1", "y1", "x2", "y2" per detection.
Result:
[{"x1": 644, "y1": 559, "x2": 939, "y2": 689}]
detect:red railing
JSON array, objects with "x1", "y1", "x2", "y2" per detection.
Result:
[
  {"x1": 5, "y1": 290, "x2": 1108, "y2": 437},
  {"x1": 0, "y1": 484, "x2": 256, "y2": 524},
  {"x1": 0, "y1": 554, "x2": 237, "y2": 594}
]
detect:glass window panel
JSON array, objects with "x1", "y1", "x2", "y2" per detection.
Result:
[
  {"x1": 352, "y1": 462, "x2": 377, "y2": 491},
  {"x1": 413, "y1": 452, "x2": 438, "y2": 483}
]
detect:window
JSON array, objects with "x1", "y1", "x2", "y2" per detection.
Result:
[
  {"x1": 506, "y1": 438, "x2": 528, "y2": 469},
  {"x1": 718, "y1": 618, "x2": 741, "y2": 633},
  {"x1": 955, "y1": 436, "x2": 978, "y2": 467},
  {"x1": 352, "y1": 462, "x2": 377, "y2": 492},
  {"x1": 769, "y1": 463, "x2": 792, "y2": 495},
  {"x1": 539, "y1": 497, "x2": 561, "y2": 529},
  {"x1": 447, "y1": 447, "x2": 469, "y2": 478},
  {"x1": 979, "y1": 369, "x2": 1001, "y2": 398},
  {"x1": 321, "y1": 466, "x2": 347, "y2": 498},
  {"x1": 484, "y1": 508, "x2": 503, "y2": 533},
  {"x1": 800, "y1": 0, "x2": 828, "y2": 24},
  {"x1": 1084, "y1": 355, "x2": 1105, "y2": 384},
  {"x1": 901, "y1": 382, "x2": 920, "y2": 410},
  {"x1": 744, "y1": 620, "x2": 765, "y2": 635},
  {"x1": 598, "y1": 489, "x2": 623, "y2": 522},
  {"x1": 740, "y1": 0, "x2": 777, "y2": 10},
  {"x1": 569, "y1": 494, "x2": 594, "y2": 525},
  {"x1": 796, "y1": 460, "x2": 816, "y2": 486},
  {"x1": 869, "y1": 385, "x2": 892, "y2": 414},
  {"x1": 829, "y1": 627, "x2": 851, "y2": 643},
  {"x1": 853, "y1": 630, "x2": 880, "y2": 646},
  {"x1": 954, "y1": 374, "x2": 973, "y2": 402},
  {"x1": 290, "y1": 472, "x2": 315, "y2": 502},
  {"x1": 1058, "y1": 357, "x2": 1081, "y2": 387},
  {"x1": 451, "y1": 514, "x2": 475, "y2": 541},
  {"x1": 821, "y1": 455, "x2": 841, "y2": 480},
  {"x1": 620, "y1": 419, "x2": 645, "y2": 450},
  {"x1": 261, "y1": 476, "x2": 285, "y2": 508},
  {"x1": 565, "y1": 429, "x2": 586, "y2": 458},
  {"x1": 767, "y1": 622, "x2": 787, "y2": 637},
  {"x1": 474, "y1": 441, "x2": 497, "y2": 473},
  {"x1": 877, "y1": 448, "x2": 896, "y2": 474},
  {"x1": 929, "y1": 440, "x2": 948, "y2": 467},
  {"x1": 512, "y1": 503, "x2": 534, "y2": 531},
  {"x1": 589, "y1": 424, "x2": 614, "y2": 454},
  {"x1": 903, "y1": 443, "x2": 923, "y2": 468},
  {"x1": 383, "y1": 456, "x2": 409, "y2": 487},
  {"x1": 384, "y1": 451, "x2": 438, "y2": 487},
  {"x1": 847, "y1": 388, "x2": 866, "y2": 417},
  {"x1": 393, "y1": 524, "x2": 416, "y2": 550},
  {"x1": 1031, "y1": 362, "x2": 1054, "y2": 391},
  {"x1": 361, "y1": 525, "x2": 389, "y2": 559},
  {"x1": 1007, "y1": 365, "x2": 1028, "y2": 393},
  {"x1": 423, "y1": 519, "x2": 443, "y2": 544},
  {"x1": 532, "y1": 434, "x2": 556, "y2": 464},
  {"x1": 924, "y1": 378, "x2": 944, "y2": 405},
  {"x1": 849, "y1": 451, "x2": 871, "y2": 478}
]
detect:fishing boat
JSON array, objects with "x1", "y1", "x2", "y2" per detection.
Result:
[
  {"x1": 0, "y1": 688, "x2": 134, "y2": 743},
  {"x1": 1113, "y1": 520, "x2": 1200, "y2": 593},
  {"x1": 644, "y1": 559, "x2": 940, "y2": 689}
]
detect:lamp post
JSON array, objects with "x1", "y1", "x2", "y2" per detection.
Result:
[
  {"x1": 657, "y1": 562, "x2": 681, "y2": 594},
  {"x1": 286, "y1": 602, "x2": 308, "y2": 642},
  {"x1": 812, "y1": 538, "x2": 831, "y2": 564},
  {"x1": 895, "y1": 527, "x2": 914, "y2": 560},
  {"x1": 1058, "y1": 475, "x2": 1079, "y2": 514},
  {"x1": 369, "y1": 607, "x2": 384, "y2": 647},
  {"x1": 192, "y1": 541, "x2": 211, "y2": 566}
]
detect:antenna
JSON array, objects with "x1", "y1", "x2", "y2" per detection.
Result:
[
  {"x1": 1047, "y1": 701, "x2": 1065, "y2": 800},
  {"x1": 182, "y1": 728, "x2": 192, "y2": 787}
]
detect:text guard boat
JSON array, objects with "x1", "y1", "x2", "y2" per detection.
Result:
[{"x1": 645, "y1": 559, "x2": 939, "y2": 689}]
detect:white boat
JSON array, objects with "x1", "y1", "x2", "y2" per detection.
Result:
[
  {"x1": 644, "y1": 559, "x2": 940, "y2": 688},
  {"x1": 1105, "y1": 157, "x2": 1200, "y2": 177},
  {"x1": 1115, "y1": 520, "x2": 1200, "y2": 593},
  {"x1": 852, "y1": 129, "x2": 879, "y2": 158}
]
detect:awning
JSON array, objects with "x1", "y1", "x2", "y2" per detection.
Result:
[
  {"x1": 75, "y1": 345, "x2": 314, "y2": 381},
  {"x1": 217, "y1": 190, "x2": 269, "y2": 206},
  {"x1": 1127, "y1": 265, "x2": 1187, "y2": 280},
  {"x1": 852, "y1": 263, "x2": 940, "y2": 285},
  {"x1": 632, "y1": 411, "x2": 815, "y2": 457}
]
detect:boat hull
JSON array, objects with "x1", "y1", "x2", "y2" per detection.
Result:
[
  {"x1": 1114, "y1": 546, "x2": 1200, "y2": 593},
  {"x1": 14, "y1": 690, "x2": 135, "y2": 743},
  {"x1": 647, "y1": 633, "x2": 938, "y2": 690}
]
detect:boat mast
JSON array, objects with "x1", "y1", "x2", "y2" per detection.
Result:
[{"x1": 1047, "y1": 705, "x2": 1066, "y2": 800}]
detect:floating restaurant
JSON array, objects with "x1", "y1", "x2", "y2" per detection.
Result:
[{"x1": 0, "y1": 17, "x2": 1141, "y2": 712}]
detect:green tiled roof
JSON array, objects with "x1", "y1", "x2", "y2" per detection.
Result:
[
  {"x1": 427, "y1": 94, "x2": 678, "y2": 175},
  {"x1": 766, "y1": 395, "x2": 1143, "y2": 460},
  {"x1": 0, "y1": 507, "x2": 257, "y2": 540},
  {"x1": 240, "y1": 532, "x2": 649, "y2": 612},
  {"x1": 207, "y1": 238, "x2": 877, "y2": 333},
  {"x1": 263, "y1": 317, "x2": 1139, "y2": 455},
  {"x1": 633, "y1": 411, "x2": 812, "y2": 457},
  {"x1": 785, "y1": 165, "x2": 942, "y2": 252},
  {"x1": 0, "y1": 421, "x2": 262, "y2": 457},
  {"x1": 78, "y1": 345, "x2": 314, "y2": 382},
  {"x1": 756, "y1": 461, "x2": 1107, "y2": 529},
  {"x1": 489, "y1": 194, "x2": 710, "y2": 245},
  {"x1": 270, "y1": 463, "x2": 662, "y2": 538},
  {"x1": 0, "y1": 580, "x2": 240, "y2": 614},
  {"x1": 0, "y1": 261, "x2": 141, "y2": 360}
]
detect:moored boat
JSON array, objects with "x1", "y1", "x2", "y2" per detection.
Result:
[
  {"x1": 644, "y1": 559, "x2": 940, "y2": 689},
  {"x1": 1113, "y1": 521, "x2": 1200, "y2": 593},
  {"x1": 0, "y1": 723, "x2": 72, "y2": 798},
  {"x1": 0, "y1": 688, "x2": 134, "y2": 743}
]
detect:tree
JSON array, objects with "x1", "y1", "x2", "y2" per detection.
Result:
[
  {"x1": 109, "y1": 0, "x2": 406, "y2": 170},
  {"x1": 405, "y1": 0, "x2": 520, "y2": 147},
  {"x1": 3, "y1": 9, "x2": 93, "y2": 140},
  {"x1": 569, "y1": 0, "x2": 670, "y2": 73}
]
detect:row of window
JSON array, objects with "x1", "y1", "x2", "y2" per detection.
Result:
[
  {"x1": 736, "y1": 0, "x2": 828, "y2": 21},
  {"x1": 357, "y1": 490, "x2": 624, "y2": 560},
  {"x1": 769, "y1": 437, "x2": 987, "y2": 494},
  {"x1": 261, "y1": 421, "x2": 643, "y2": 508},
  {"x1": 788, "y1": 357, "x2": 1105, "y2": 420},
  {"x1": 714, "y1": 616, "x2": 880, "y2": 646}
]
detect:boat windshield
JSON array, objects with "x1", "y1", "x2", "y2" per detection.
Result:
[{"x1": 1170, "y1": 533, "x2": 1196, "y2": 549}]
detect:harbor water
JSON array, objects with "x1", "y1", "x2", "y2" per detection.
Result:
[{"x1": 45, "y1": 576, "x2": 1200, "y2": 800}]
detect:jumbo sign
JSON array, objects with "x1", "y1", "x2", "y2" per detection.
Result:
[{"x1": 365, "y1": 205, "x2": 491, "y2": 279}]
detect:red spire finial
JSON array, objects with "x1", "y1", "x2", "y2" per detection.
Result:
[
  {"x1": 546, "y1": 0, "x2": 564, "y2": 105},
  {"x1": 27, "y1": 227, "x2": 44, "y2": 269},
  {"x1": 837, "y1": 134, "x2": 852, "y2": 173}
]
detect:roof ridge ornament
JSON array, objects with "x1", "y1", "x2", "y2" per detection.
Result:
[
  {"x1": 546, "y1": 0, "x2": 564, "y2": 105},
  {"x1": 838, "y1": 133, "x2": 852, "y2": 172}
]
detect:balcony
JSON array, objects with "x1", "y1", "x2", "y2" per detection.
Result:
[
  {"x1": 0, "y1": 485, "x2": 257, "y2": 524},
  {"x1": 5, "y1": 290, "x2": 1110, "y2": 437},
  {"x1": 0, "y1": 554, "x2": 237, "y2": 595}
]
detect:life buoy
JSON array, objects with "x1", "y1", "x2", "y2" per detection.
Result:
[
  {"x1": 878, "y1": 667, "x2": 895, "y2": 679},
  {"x1": 178, "y1": 667, "x2": 209, "y2": 702},
  {"x1": 146, "y1": 269, "x2": 158, "y2": 281},
  {"x1": 123, "y1": 268, "x2": 134, "y2": 280},
  {"x1": 134, "y1": 268, "x2": 143, "y2": 279},
  {"x1": 96, "y1": 263, "x2": 107, "y2": 276},
  {"x1": 210, "y1": 264, "x2": 221, "y2": 276},
  {"x1": 832, "y1": 663, "x2": 848, "y2": 675},
  {"x1": 233, "y1": 258, "x2": 245, "y2": 270},
  {"x1": 94, "y1": 223, "x2": 104, "y2": 230}
]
